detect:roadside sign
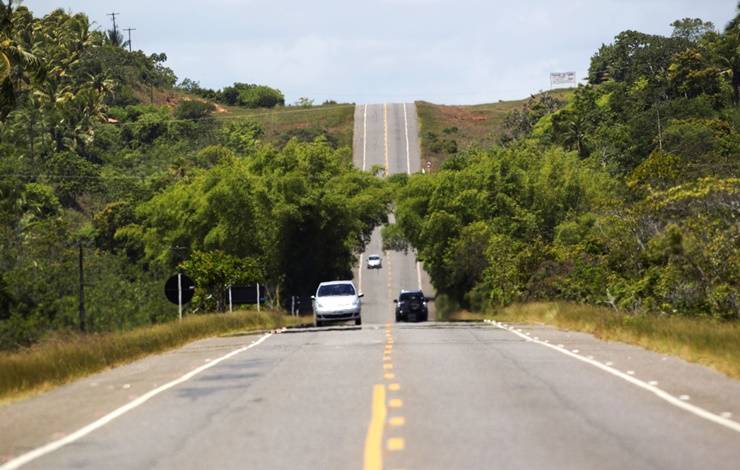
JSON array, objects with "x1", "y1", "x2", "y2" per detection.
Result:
[{"x1": 165, "y1": 274, "x2": 195, "y2": 305}]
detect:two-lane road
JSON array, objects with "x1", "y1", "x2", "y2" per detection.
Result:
[
  {"x1": 1, "y1": 103, "x2": 739, "y2": 470},
  {"x1": 352, "y1": 103, "x2": 434, "y2": 325}
]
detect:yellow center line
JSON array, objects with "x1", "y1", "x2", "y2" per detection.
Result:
[
  {"x1": 363, "y1": 384, "x2": 387, "y2": 470},
  {"x1": 384, "y1": 372, "x2": 395, "y2": 380},
  {"x1": 389, "y1": 416, "x2": 406, "y2": 427},
  {"x1": 388, "y1": 383, "x2": 401, "y2": 391},
  {"x1": 387, "y1": 437, "x2": 405, "y2": 451}
]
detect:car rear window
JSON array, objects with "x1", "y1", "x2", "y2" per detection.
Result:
[
  {"x1": 317, "y1": 284, "x2": 355, "y2": 296},
  {"x1": 399, "y1": 292, "x2": 424, "y2": 301},
  {"x1": 369, "y1": 255, "x2": 380, "y2": 260}
]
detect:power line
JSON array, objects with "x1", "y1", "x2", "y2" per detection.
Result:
[
  {"x1": 107, "y1": 12, "x2": 120, "y2": 35},
  {"x1": 123, "y1": 27, "x2": 136, "y2": 52}
]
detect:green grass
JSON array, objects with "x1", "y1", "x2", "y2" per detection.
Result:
[
  {"x1": 416, "y1": 88, "x2": 574, "y2": 169},
  {"x1": 488, "y1": 302, "x2": 740, "y2": 379},
  {"x1": 214, "y1": 103, "x2": 356, "y2": 148},
  {"x1": 0, "y1": 311, "x2": 301, "y2": 402}
]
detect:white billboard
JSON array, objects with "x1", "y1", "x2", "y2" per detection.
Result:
[{"x1": 550, "y1": 72, "x2": 576, "y2": 86}]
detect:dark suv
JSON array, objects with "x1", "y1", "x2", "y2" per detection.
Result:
[{"x1": 394, "y1": 290, "x2": 428, "y2": 322}]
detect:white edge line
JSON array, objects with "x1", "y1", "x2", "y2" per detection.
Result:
[
  {"x1": 484, "y1": 320, "x2": 740, "y2": 433},
  {"x1": 362, "y1": 104, "x2": 367, "y2": 172},
  {"x1": 0, "y1": 333, "x2": 274, "y2": 470},
  {"x1": 358, "y1": 253, "x2": 364, "y2": 294},
  {"x1": 416, "y1": 261, "x2": 422, "y2": 291},
  {"x1": 403, "y1": 103, "x2": 411, "y2": 175}
]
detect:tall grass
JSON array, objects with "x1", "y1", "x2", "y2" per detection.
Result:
[
  {"x1": 0, "y1": 311, "x2": 297, "y2": 402},
  {"x1": 490, "y1": 302, "x2": 740, "y2": 379}
]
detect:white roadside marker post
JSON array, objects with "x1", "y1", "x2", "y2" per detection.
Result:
[
  {"x1": 228, "y1": 286, "x2": 233, "y2": 313},
  {"x1": 257, "y1": 283, "x2": 261, "y2": 313}
]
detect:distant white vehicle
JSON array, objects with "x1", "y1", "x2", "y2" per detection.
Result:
[
  {"x1": 312, "y1": 280, "x2": 363, "y2": 327},
  {"x1": 367, "y1": 254, "x2": 382, "y2": 269}
]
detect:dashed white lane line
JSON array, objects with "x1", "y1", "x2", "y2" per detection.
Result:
[
  {"x1": 0, "y1": 333, "x2": 274, "y2": 470},
  {"x1": 485, "y1": 320, "x2": 740, "y2": 433}
]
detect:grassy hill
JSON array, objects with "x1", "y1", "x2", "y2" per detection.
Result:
[
  {"x1": 416, "y1": 88, "x2": 574, "y2": 169},
  {"x1": 214, "y1": 103, "x2": 355, "y2": 149}
]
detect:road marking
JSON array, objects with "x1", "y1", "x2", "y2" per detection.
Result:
[
  {"x1": 486, "y1": 320, "x2": 740, "y2": 433},
  {"x1": 362, "y1": 104, "x2": 368, "y2": 171},
  {"x1": 388, "y1": 383, "x2": 401, "y2": 391},
  {"x1": 389, "y1": 416, "x2": 405, "y2": 426},
  {"x1": 359, "y1": 253, "x2": 364, "y2": 294},
  {"x1": 387, "y1": 438, "x2": 405, "y2": 451},
  {"x1": 384, "y1": 363, "x2": 393, "y2": 370},
  {"x1": 363, "y1": 384, "x2": 387, "y2": 470},
  {"x1": 0, "y1": 333, "x2": 274, "y2": 470},
  {"x1": 389, "y1": 398, "x2": 403, "y2": 408},
  {"x1": 416, "y1": 261, "x2": 422, "y2": 291},
  {"x1": 403, "y1": 103, "x2": 411, "y2": 175},
  {"x1": 384, "y1": 373, "x2": 395, "y2": 380},
  {"x1": 383, "y1": 103, "x2": 389, "y2": 176}
]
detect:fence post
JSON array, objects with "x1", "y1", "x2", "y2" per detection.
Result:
[
  {"x1": 256, "y1": 283, "x2": 261, "y2": 312},
  {"x1": 228, "y1": 285, "x2": 233, "y2": 313},
  {"x1": 291, "y1": 296, "x2": 295, "y2": 316}
]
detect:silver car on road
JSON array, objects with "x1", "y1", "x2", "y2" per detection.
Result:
[{"x1": 312, "y1": 281, "x2": 363, "y2": 327}]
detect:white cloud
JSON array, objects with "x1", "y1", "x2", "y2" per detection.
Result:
[{"x1": 27, "y1": 0, "x2": 738, "y2": 104}]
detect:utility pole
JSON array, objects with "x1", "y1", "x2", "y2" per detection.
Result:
[
  {"x1": 78, "y1": 241, "x2": 87, "y2": 332},
  {"x1": 123, "y1": 27, "x2": 136, "y2": 52},
  {"x1": 107, "y1": 12, "x2": 120, "y2": 35}
]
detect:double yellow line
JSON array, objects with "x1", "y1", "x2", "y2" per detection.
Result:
[{"x1": 364, "y1": 323, "x2": 405, "y2": 470}]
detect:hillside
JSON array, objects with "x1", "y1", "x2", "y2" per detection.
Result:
[{"x1": 416, "y1": 88, "x2": 574, "y2": 168}]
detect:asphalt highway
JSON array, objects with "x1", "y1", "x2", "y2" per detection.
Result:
[{"x1": 1, "y1": 103, "x2": 739, "y2": 470}]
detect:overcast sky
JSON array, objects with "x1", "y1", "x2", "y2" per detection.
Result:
[{"x1": 27, "y1": 0, "x2": 738, "y2": 104}]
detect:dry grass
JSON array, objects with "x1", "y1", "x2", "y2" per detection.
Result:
[
  {"x1": 215, "y1": 104, "x2": 356, "y2": 148},
  {"x1": 0, "y1": 311, "x2": 301, "y2": 402},
  {"x1": 416, "y1": 89, "x2": 574, "y2": 169},
  {"x1": 489, "y1": 302, "x2": 740, "y2": 379}
]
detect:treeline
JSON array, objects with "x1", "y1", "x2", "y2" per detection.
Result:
[
  {"x1": 0, "y1": 4, "x2": 384, "y2": 348},
  {"x1": 393, "y1": 11, "x2": 740, "y2": 319},
  {"x1": 177, "y1": 79, "x2": 285, "y2": 108}
]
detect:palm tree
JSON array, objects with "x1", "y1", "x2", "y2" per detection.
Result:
[
  {"x1": 106, "y1": 28, "x2": 129, "y2": 49},
  {"x1": 0, "y1": 0, "x2": 39, "y2": 120}
]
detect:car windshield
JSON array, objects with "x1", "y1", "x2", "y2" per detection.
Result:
[
  {"x1": 399, "y1": 292, "x2": 424, "y2": 301},
  {"x1": 317, "y1": 284, "x2": 356, "y2": 297},
  {"x1": 369, "y1": 255, "x2": 380, "y2": 260}
]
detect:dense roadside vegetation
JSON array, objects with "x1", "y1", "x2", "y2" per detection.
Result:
[
  {"x1": 0, "y1": 3, "x2": 382, "y2": 350},
  {"x1": 393, "y1": 10, "x2": 740, "y2": 322}
]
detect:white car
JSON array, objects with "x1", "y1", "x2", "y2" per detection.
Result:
[
  {"x1": 312, "y1": 281, "x2": 363, "y2": 327},
  {"x1": 367, "y1": 254, "x2": 382, "y2": 269}
]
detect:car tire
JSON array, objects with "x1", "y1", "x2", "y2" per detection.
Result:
[
  {"x1": 355, "y1": 318, "x2": 362, "y2": 326},
  {"x1": 315, "y1": 319, "x2": 323, "y2": 327}
]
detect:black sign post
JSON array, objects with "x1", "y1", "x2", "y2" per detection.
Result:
[{"x1": 165, "y1": 274, "x2": 195, "y2": 320}]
